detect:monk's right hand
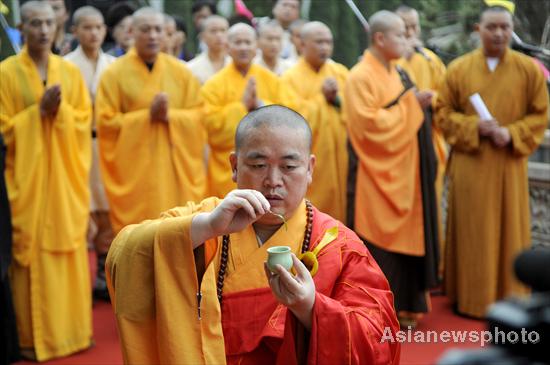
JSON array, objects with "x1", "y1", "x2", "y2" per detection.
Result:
[
  {"x1": 190, "y1": 190, "x2": 271, "y2": 248},
  {"x1": 150, "y1": 93, "x2": 169, "y2": 122},
  {"x1": 242, "y1": 78, "x2": 257, "y2": 111},
  {"x1": 321, "y1": 78, "x2": 338, "y2": 103},
  {"x1": 40, "y1": 84, "x2": 61, "y2": 119},
  {"x1": 415, "y1": 90, "x2": 433, "y2": 109}
]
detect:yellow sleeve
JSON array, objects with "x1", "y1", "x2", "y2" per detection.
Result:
[
  {"x1": 95, "y1": 67, "x2": 150, "y2": 142},
  {"x1": 0, "y1": 61, "x2": 38, "y2": 139},
  {"x1": 167, "y1": 71, "x2": 207, "y2": 188},
  {"x1": 56, "y1": 66, "x2": 93, "y2": 168},
  {"x1": 274, "y1": 74, "x2": 299, "y2": 112},
  {"x1": 434, "y1": 64, "x2": 480, "y2": 153},
  {"x1": 281, "y1": 69, "x2": 325, "y2": 138},
  {"x1": 200, "y1": 75, "x2": 247, "y2": 139},
  {"x1": 507, "y1": 64, "x2": 549, "y2": 156},
  {"x1": 106, "y1": 197, "x2": 226, "y2": 365}
]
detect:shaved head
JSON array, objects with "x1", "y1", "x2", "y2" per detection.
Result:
[
  {"x1": 480, "y1": 5, "x2": 513, "y2": 22},
  {"x1": 395, "y1": 5, "x2": 420, "y2": 39},
  {"x1": 228, "y1": 22, "x2": 256, "y2": 41},
  {"x1": 368, "y1": 10, "x2": 403, "y2": 43},
  {"x1": 289, "y1": 18, "x2": 307, "y2": 33},
  {"x1": 395, "y1": 5, "x2": 417, "y2": 16},
  {"x1": 202, "y1": 14, "x2": 228, "y2": 31},
  {"x1": 21, "y1": 0, "x2": 54, "y2": 23},
  {"x1": 132, "y1": 7, "x2": 163, "y2": 26},
  {"x1": 300, "y1": 21, "x2": 330, "y2": 40},
  {"x1": 72, "y1": 6, "x2": 104, "y2": 26},
  {"x1": 235, "y1": 105, "x2": 312, "y2": 153},
  {"x1": 164, "y1": 14, "x2": 175, "y2": 26},
  {"x1": 258, "y1": 19, "x2": 283, "y2": 38}
]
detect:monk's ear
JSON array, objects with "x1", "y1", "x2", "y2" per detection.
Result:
[
  {"x1": 474, "y1": 23, "x2": 480, "y2": 33},
  {"x1": 307, "y1": 154, "x2": 315, "y2": 185},
  {"x1": 373, "y1": 32, "x2": 384, "y2": 48},
  {"x1": 230, "y1": 152, "x2": 238, "y2": 182}
]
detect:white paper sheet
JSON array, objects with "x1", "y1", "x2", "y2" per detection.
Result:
[{"x1": 469, "y1": 93, "x2": 493, "y2": 121}]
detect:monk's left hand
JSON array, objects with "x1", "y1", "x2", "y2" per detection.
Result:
[
  {"x1": 491, "y1": 126, "x2": 511, "y2": 148},
  {"x1": 264, "y1": 253, "x2": 315, "y2": 331}
]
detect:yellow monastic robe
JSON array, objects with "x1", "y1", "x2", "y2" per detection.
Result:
[
  {"x1": 201, "y1": 62, "x2": 295, "y2": 198},
  {"x1": 282, "y1": 58, "x2": 349, "y2": 222},
  {"x1": 435, "y1": 48, "x2": 549, "y2": 318},
  {"x1": 396, "y1": 48, "x2": 447, "y2": 269},
  {"x1": 344, "y1": 51, "x2": 425, "y2": 256},
  {"x1": 96, "y1": 48, "x2": 206, "y2": 233},
  {"x1": 0, "y1": 48, "x2": 92, "y2": 361}
]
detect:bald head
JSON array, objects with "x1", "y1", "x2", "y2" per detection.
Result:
[
  {"x1": 235, "y1": 105, "x2": 312, "y2": 153},
  {"x1": 21, "y1": 0, "x2": 54, "y2": 23},
  {"x1": 369, "y1": 10, "x2": 403, "y2": 43},
  {"x1": 395, "y1": 6, "x2": 420, "y2": 39},
  {"x1": 480, "y1": 5, "x2": 513, "y2": 22},
  {"x1": 300, "y1": 21, "x2": 333, "y2": 68},
  {"x1": 72, "y1": 6, "x2": 104, "y2": 26},
  {"x1": 300, "y1": 21, "x2": 330, "y2": 41},
  {"x1": 132, "y1": 7, "x2": 164, "y2": 26},
  {"x1": 164, "y1": 14, "x2": 175, "y2": 26},
  {"x1": 258, "y1": 19, "x2": 283, "y2": 38},
  {"x1": 228, "y1": 22, "x2": 256, "y2": 41},
  {"x1": 202, "y1": 15, "x2": 229, "y2": 32},
  {"x1": 395, "y1": 5, "x2": 417, "y2": 16},
  {"x1": 368, "y1": 11, "x2": 406, "y2": 60}
]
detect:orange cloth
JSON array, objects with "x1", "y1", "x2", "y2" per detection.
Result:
[
  {"x1": 344, "y1": 51, "x2": 425, "y2": 256},
  {"x1": 96, "y1": 48, "x2": 206, "y2": 233},
  {"x1": 435, "y1": 48, "x2": 549, "y2": 318},
  {"x1": 106, "y1": 198, "x2": 400, "y2": 364}
]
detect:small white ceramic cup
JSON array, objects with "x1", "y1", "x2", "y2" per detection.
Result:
[{"x1": 266, "y1": 246, "x2": 293, "y2": 273}]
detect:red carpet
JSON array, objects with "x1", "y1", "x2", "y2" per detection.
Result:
[{"x1": 14, "y1": 253, "x2": 487, "y2": 365}]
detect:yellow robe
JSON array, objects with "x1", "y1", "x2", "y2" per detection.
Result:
[
  {"x1": 344, "y1": 51, "x2": 425, "y2": 256},
  {"x1": 201, "y1": 62, "x2": 295, "y2": 198},
  {"x1": 0, "y1": 48, "x2": 92, "y2": 361},
  {"x1": 396, "y1": 48, "x2": 447, "y2": 269},
  {"x1": 282, "y1": 58, "x2": 349, "y2": 222},
  {"x1": 435, "y1": 48, "x2": 549, "y2": 318},
  {"x1": 96, "y1": 48, "x2": 206, "y2": 233}
]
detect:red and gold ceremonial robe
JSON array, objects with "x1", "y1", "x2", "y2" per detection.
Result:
[{"x1": 106, "y1": 198, "x2": 400, "y2": 364}]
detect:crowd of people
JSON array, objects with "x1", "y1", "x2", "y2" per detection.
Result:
[{"x1": 0, "y1": 0, "x2": 548, "y2": 363}]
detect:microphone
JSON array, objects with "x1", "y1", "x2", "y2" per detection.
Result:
[{"x1": 514, "y1": 247, "x2": 550, "y2": 292}]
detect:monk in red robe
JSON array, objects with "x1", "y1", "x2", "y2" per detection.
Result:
[{"x1": 106, "y1": 105, "x2": 400, "y2": 364}]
